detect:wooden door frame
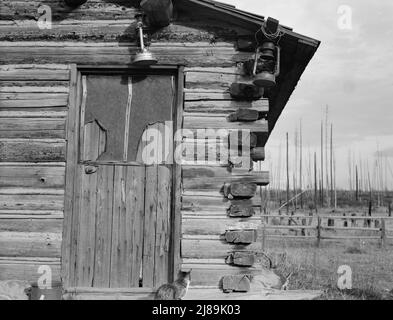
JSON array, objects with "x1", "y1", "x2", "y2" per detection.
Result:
[{"x1": 62, "y1": 64, "x2": 184, "y2": 288}]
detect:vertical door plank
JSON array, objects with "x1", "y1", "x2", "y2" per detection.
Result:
[
  {"x1": 76, "y1": 166, "x2": 98, "y2": 287},
  {"x1": 110, "y1": 166, "x2": 127, "y2": 288},
  {"x1": 126, "y1": 166, "x2": 146, "y2": 287},
  {"x1": 93, "y1": 165, "x2": 114, "y2": 287},
  {"x1": 111, "y1": 166, "x2": 130, "y2": 288},
  {"x1": 142, "y1": 165, "x2": 158, "y2": 288},
  {"x1": 154, "y1": 165, "x2": 172, "y2": 287},
  {"x1": 76, "y1": 116, "x2": 101, "y2": 287}
]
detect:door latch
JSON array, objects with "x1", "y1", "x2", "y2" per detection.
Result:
[{"x1": 85, "y1": 165, "x2": 98, "y2": 174}]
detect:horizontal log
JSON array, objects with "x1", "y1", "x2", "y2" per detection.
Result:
[
  {"x1": 184, "y1": 288, "x2": 323, "y2": 301},
  {"x1": 183, "y1": 114, "x2": 268, "y2": 132},
  {"x1": 185, "y1": 67, "x2": 253, "y2": 89},
  {"x1": 0, "y1": 0, "x2": 138, "y2": 20},
  {"x1": 64, "y1": 288, "x2": 155, "y2": 300},
  {"x1": 0, "y1": 232, "x2": 61, "y2": 257},
  {"x1": 0, "y1": 22, "x2": 135, "y2": 43},
  {"x1": 0, "y1": 65, "x2": 70, "y2": 71},
  {"x1": 0, "y1": 99, "x2": 68, "y2": 108},
  {"x1": 185, "y1": 267, "x2": 259, "y2": 288},
  {"x1": 184, "y1": 90, "x2": 268, "y2": 112},
  {"x1": 0, "y1": 139, "x2": 66, "y2": 162},
  {"x1": 182, "y1": 216, "x2": 262, "y2": 235},
  {"x1": 180, "y1": 159, "x2": 230, "y2": 167},
  {"x1": 0, "y1": 86, "x2": 68, "y2": 93},
  {"x1": 181, "y1": 261, "x2": 280, "y2": 288},
  {"x1": 0, "y1": 188, "x2": 64, "y2": 195},
  {"x1": 183, "y1": 166, "x2": 236, "y2": 179},
  {"x1": 0, "y1": 118, "x2": 66, "y2": 139},
  {"x1": 0, "y1": 110, "x2": 67, "y2": 118},
  {"x1": 0, "y1": 14, "x2": 245, "y2": 40},
  {"x1": 0, "y1": 93, "x2": 68, "y2": 100},
  {"x1": 180, "y1": 139, "x2": 229, "y2": 165},
  {"x1": 181, "y1": 206, "x2": 262, "y2": 217},
  {"x1": 0, "y1": 42, "x2": 254, "y2": 66},
  {"x1": 182, "y1": 194, "x2": 262, "y2": 211},
  {"x1": 0, "y1": 216, "x2": 63, "y2": 233},
  {"x1": 0, "y1": 81, "x2": 69, "y2": 88},
  {"x1": 184, "y1": 100, "x2": 268, "y2": 115},
  {"x1": 0, "y1": 193, "x2": 64, "y2": 211},
  {"x1": 0, "y1": 257, "x2": 60, "y2": 282},
  {"x1": 181, "y1": 237, "x2": 262, "y2": 259},
  {"x1": 0, "y1": 164, "x2": 64, "y2": 188},
  {"x1": 0, "y1": 69, "x2": 70, "y2": 81},
  {"x1": 0, "y1": 209, "x2": 63, "y2": 216},
  {"x1": 183, "y1": 257, "x2": 268, "y2": 267},
  {"x1": 183, "y1": 169, "x2": 269, "y2": 191}
]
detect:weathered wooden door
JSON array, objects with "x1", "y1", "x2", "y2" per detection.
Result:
[{"x1": 65, "y1": 72, "x2": 176, "y2": 289}]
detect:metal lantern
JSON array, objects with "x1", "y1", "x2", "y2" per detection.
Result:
[
  {"x1": 132, "y1": 18, "x2": 157, "y2": 66},
  {"x1": 252, "y1": 42, "x2": 281, "y2": 88}
]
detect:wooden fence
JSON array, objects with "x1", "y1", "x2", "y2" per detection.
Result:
[{"x1": 260, "y1": 214, "x2": 393, "y2": 248}]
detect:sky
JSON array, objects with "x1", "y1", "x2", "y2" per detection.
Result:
[{"x1": 222, "y1": 0, "x2": 393, "y2": 190}]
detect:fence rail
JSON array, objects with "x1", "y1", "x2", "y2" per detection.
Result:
[{"x1": 259, "y1": 214, "x2": 392, "y2": 247}]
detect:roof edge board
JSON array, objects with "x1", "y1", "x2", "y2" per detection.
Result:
[{"x1": 181, "y1": 0, "x2": 320, "y2": 49}]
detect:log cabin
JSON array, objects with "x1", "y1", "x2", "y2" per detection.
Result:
[{"x1": 0, "y1": 0, "x2": 320, "y2": 300}]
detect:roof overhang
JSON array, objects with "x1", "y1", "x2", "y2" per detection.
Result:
[{"x1": 172, "y1": 0, "x2": 320, "y2": 143}]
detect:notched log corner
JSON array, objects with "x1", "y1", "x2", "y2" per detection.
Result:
[
  {"x1": 227, "y1": 109, "x2": 260, "y2": 122},
  {"x1": 222, "y1": 275, "x2": 252, "y2": 293},
  {"x1": 225, "y1": 229, "x2": 257, "y2": 244},
  {"x1": 223, "y1": 182, "x2": 257, "y2": 199},
  {"x1": 225, "y1": 252, "x2": 256, "y2": 267},
  {"x1": 227, "y1": 204, "x2": 255, "y2": 218}
]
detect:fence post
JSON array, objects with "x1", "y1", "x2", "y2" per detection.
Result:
[
  {"x1": 316, "y1": 216, "x2": 321, "y2": 248},
  {"x1": 261, "y1": 224, "x2": 266, "y2": 252},
  {"x1": 381, "y1": 218, "x2": 386, "y2": 249}
]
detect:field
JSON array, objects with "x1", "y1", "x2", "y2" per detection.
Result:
[{"x1": 262, "y1": 197, "x2": 393, "y2": 300}]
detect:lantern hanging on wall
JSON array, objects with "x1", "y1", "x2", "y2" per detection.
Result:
[
  {"x1": 252, "y1": 41, "x2": 280, "y2": 88},
  {"x1": 132, "y1": 15, "x2": 157, "y2": 66}
]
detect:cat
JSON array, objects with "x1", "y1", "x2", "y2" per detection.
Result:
[{"x1": 155, "y1": 270, "x2": 191, "y2": 300}]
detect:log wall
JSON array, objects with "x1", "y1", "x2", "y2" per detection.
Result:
[
  {"x1": 180, "y1": 67, "x2": 269, "y2": 287},
  {"x1": 0, "y1": 65, "x2": 69, "y2": 283}
]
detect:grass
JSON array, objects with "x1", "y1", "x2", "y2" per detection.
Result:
[{"x1": 265, "y1": 239, "x2": 393, "y2": 300}]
